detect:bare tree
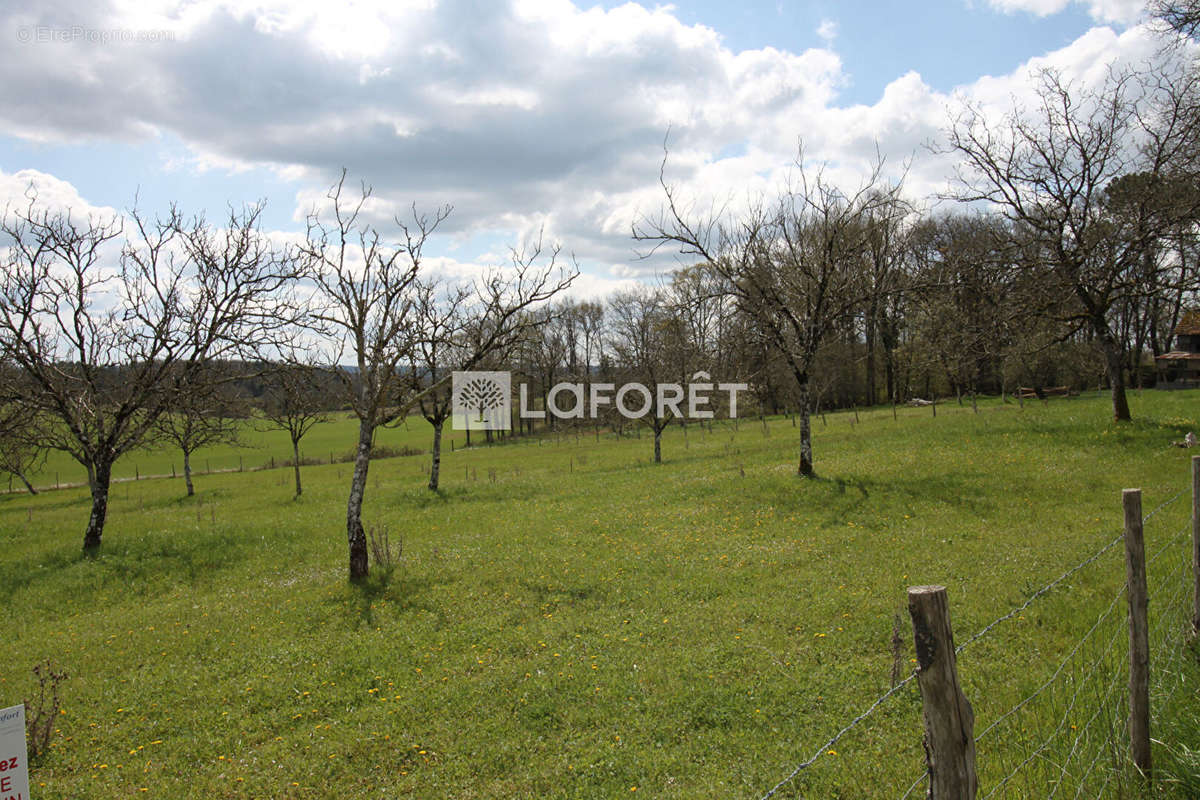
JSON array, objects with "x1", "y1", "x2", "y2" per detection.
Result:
[
  {"x1": 259, "y1": 362, "x2": 334, "y2": 498},
  {"x1": 636, "y1": 149, "x2": 902, "y2": 476},
  {"x1": 153, "y1": 372, "x2": 247, "y2": 497},
  {"x1": 944, "y1": 66, "x2": 1200, "y2": 421},
  {"x1": 408, "y1": 279, "x2": 472, "y2": 492},
  {"x1": 607, "y1": 286, "x2": 675, "y2": 462},
  {"x1": 301, "y1": 174, "x2": 575, "y2": 580},
  {"x1": 0, "y1": 198, "x2": 297, "y2": 550}
]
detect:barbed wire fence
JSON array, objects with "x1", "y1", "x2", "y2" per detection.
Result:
[{"x1": 755, "y1": 462, "x2": 1199, "y2": 800}]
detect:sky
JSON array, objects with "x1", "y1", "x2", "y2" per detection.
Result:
[{"x1": 0, "y1": 0, "x2": 1178, "y2": 297}]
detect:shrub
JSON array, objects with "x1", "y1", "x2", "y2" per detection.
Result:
[{"x1": 24, "y1": 660, "x2": 67, "y2": 760}]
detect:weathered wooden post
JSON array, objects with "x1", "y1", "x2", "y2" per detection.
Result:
[
  {"x1": 1192, "y1": 456, "x2": 1199, "y2": 635},
  {"x1": 1123, "y1": 488, "x2": 1151, "y2": 777},
  {"x1": 907, "y1": 585, "x2": 977, "y2": 799}
]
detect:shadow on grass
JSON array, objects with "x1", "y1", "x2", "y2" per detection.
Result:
[
  {"x1": 0, "y1": 491, "x2": 92, "y2": 512},
  {"x1": 393, "y1": 483, "x2": 543, "y2": 508},
  {"x1": 335, "y1": 571, "x2": 454, "y2": 630},
  {"x1": 0, "y1": 525, "x2": 270, "y2": 605}
]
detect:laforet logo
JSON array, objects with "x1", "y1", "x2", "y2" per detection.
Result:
[
  {"x1": 452, "y1": 371, "x2": 512, "y2": 431},
  {"x1": 451, "y1": 371, "x2": 748, "y2": 431}
]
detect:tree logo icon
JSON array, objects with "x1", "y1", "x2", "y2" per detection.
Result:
[{"x1": 452, "y1": 371, "x2": 511, "y2": 431}]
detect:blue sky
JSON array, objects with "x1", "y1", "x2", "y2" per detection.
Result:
[
  {"x1": 663, "y1": 1, "x2": 1101, "y2": 103},
  {"x1": 0, "y1": 0, "x2": 1164, "y2": 294}
]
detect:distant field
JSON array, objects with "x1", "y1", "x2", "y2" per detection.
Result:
[
  {"x1": 16, "y1": 412, "x2": 472, "y2": 490},
  {"x1": 1, "y1": 391, "x2": 1198, "y2": 798}
]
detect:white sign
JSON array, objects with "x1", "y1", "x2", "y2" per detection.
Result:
[
  {"x1": 452, "y1": 371, "x2": 512, "y2": 431},
  {"x1": 0, "y1": 705, "x2": 29, "y2": 800}
]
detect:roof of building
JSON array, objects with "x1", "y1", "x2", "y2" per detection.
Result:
[
  {"x1": 1156, "y1": 351, "x2": 1200, "y2": 361},
  {"x1": 1176, "y1": 310, "x2": 1200, "y2": 337}
]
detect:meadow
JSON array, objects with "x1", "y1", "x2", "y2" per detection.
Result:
[{"x1": 1, "y1": 391, "x2": 1198, "y2": 798}]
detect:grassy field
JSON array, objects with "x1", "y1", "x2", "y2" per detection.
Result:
[
  {"x1": 1, "y1": 391, "x2": 1198, "y2": 798},
  {"x1": 15, "y1": 412, "x2": 467, "y2": 491}
]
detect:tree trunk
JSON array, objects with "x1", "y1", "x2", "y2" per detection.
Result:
[
  {"x1": 1102, "y1": 335, "x2": 1132, "y2": 422},
  {"x1": 1094, "y1": 326, "x2": 1128, "y2": 424},
  {"x1": 865, "y1": 310, "x2": 877, "y2": 406},
  {"x1": 884, "y1": 337, "x2": 896, "y2": 405},
  {"x1": 292, "y1": 437, "x2": 303, "y2": 497},
  {"x1": 653, "y1": 425, "x2": 662, "y2": 464},
  {"x1": 183, "y1": 449, "x2": 195, "y2": 497},
  {"x1": 346, "y1": 420, "x2": 373, "y2": 581},
  {"x1": 83, "y1": 459, "x2": 112, "y2": 552},
  {"x1": 797, "y1": 379, "x2": 814, "y2": 477},
  {"x1": 429, "y1": 420, "x2": 443, "y2": 491},
  {"x1": 15, "y1": 472, "x2": 36, "y2": 495}
]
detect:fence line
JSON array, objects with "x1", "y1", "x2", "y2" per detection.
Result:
[
  {"x1": 972, "y1": 521, "x2": 1194, "y2": 798},
  {"x1": 757, "y1": 673, "x2": 916, "y2": 800},
  {"x1": 973, "y1": 580, "x2": 1127, "y2": 744},
  {"x1": 975, "y1": 517, "x2": 1191, "y2": 751},
  {"x1": 954, "y1": 489, "x2": 1185, "y2": 659},
  {"x1": 755, "y1": 484, "x2": 1191, "y2": 800},
  {"x1": 979, "y1": 585, "x2": 1131, "y2": 798}
]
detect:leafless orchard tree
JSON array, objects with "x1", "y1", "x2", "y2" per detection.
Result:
[
  {"x1": 635, "y1": 149, "x2": 904, "y2": 477},
  {"x1": 416, "y1": 241, "x2": 577, "y2": 491},
  {"x1": 259, "y1": 360, "x2": 335, "y2": 498},
  {"x1": 606, "y1": 285, "x2": 680, "y2": 463},
  {"x1": 152, "y1": 370, "x2": 247, "y2": 497},
  {"x1": 0, "y1": 198, "x2": 300, "y2": 550},
  {"x1": 408, "y1": 278, "x2": 477, "y2": 491},
  {"x1": 301, "y1": 173, "x2": 575, "y2": 580},
  {"x1": 944, "y1": 66, "x2": 1200, "y2": 421}
]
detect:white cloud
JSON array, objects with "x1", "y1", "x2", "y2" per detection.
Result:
[
  {"x1": 0, "y1": 0, "x2": 1184, "y2": 289},
  {"x1": 1084, "y1": 0, "x2": 1148, "y2": 25},
  {"x1": 987, "y1": 0, "x2": 1072, "y2": 16},
  {"x1": 986, "y1": 0, "x2": 1147, "y2": 25},
  {"x1": 817, "y1": 18, "x2": 838, "y2": 44},
  {"x1": 0, "y1": 169, "x2": 117, "y2": 220}
]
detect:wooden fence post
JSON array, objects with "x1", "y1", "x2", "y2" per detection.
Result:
[
  {"x1": 1122, "y1": 488, "x2": 1152, "y2": 777},
  {"x1": 907, "y1": 585, "x2": 977, "y2": 799},
  {"x1": 1192, "y1": 456, "x2": 1199, "y2": 635}
]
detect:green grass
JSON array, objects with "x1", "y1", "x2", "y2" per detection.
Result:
[
  {"x1": 15, "y1": 412, "x2": 468, "y2": 490},
  {"x1": 1, "y1": 391, "x2": 1198, "y2": 798}
]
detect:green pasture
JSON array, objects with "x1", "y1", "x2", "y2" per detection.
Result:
[
  {"x1": 17, "y1": 413, "x2": 467, "y2": 491},
  {"x1": 1, "y1": 391, "x2": 1198, "y2": 798}
]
